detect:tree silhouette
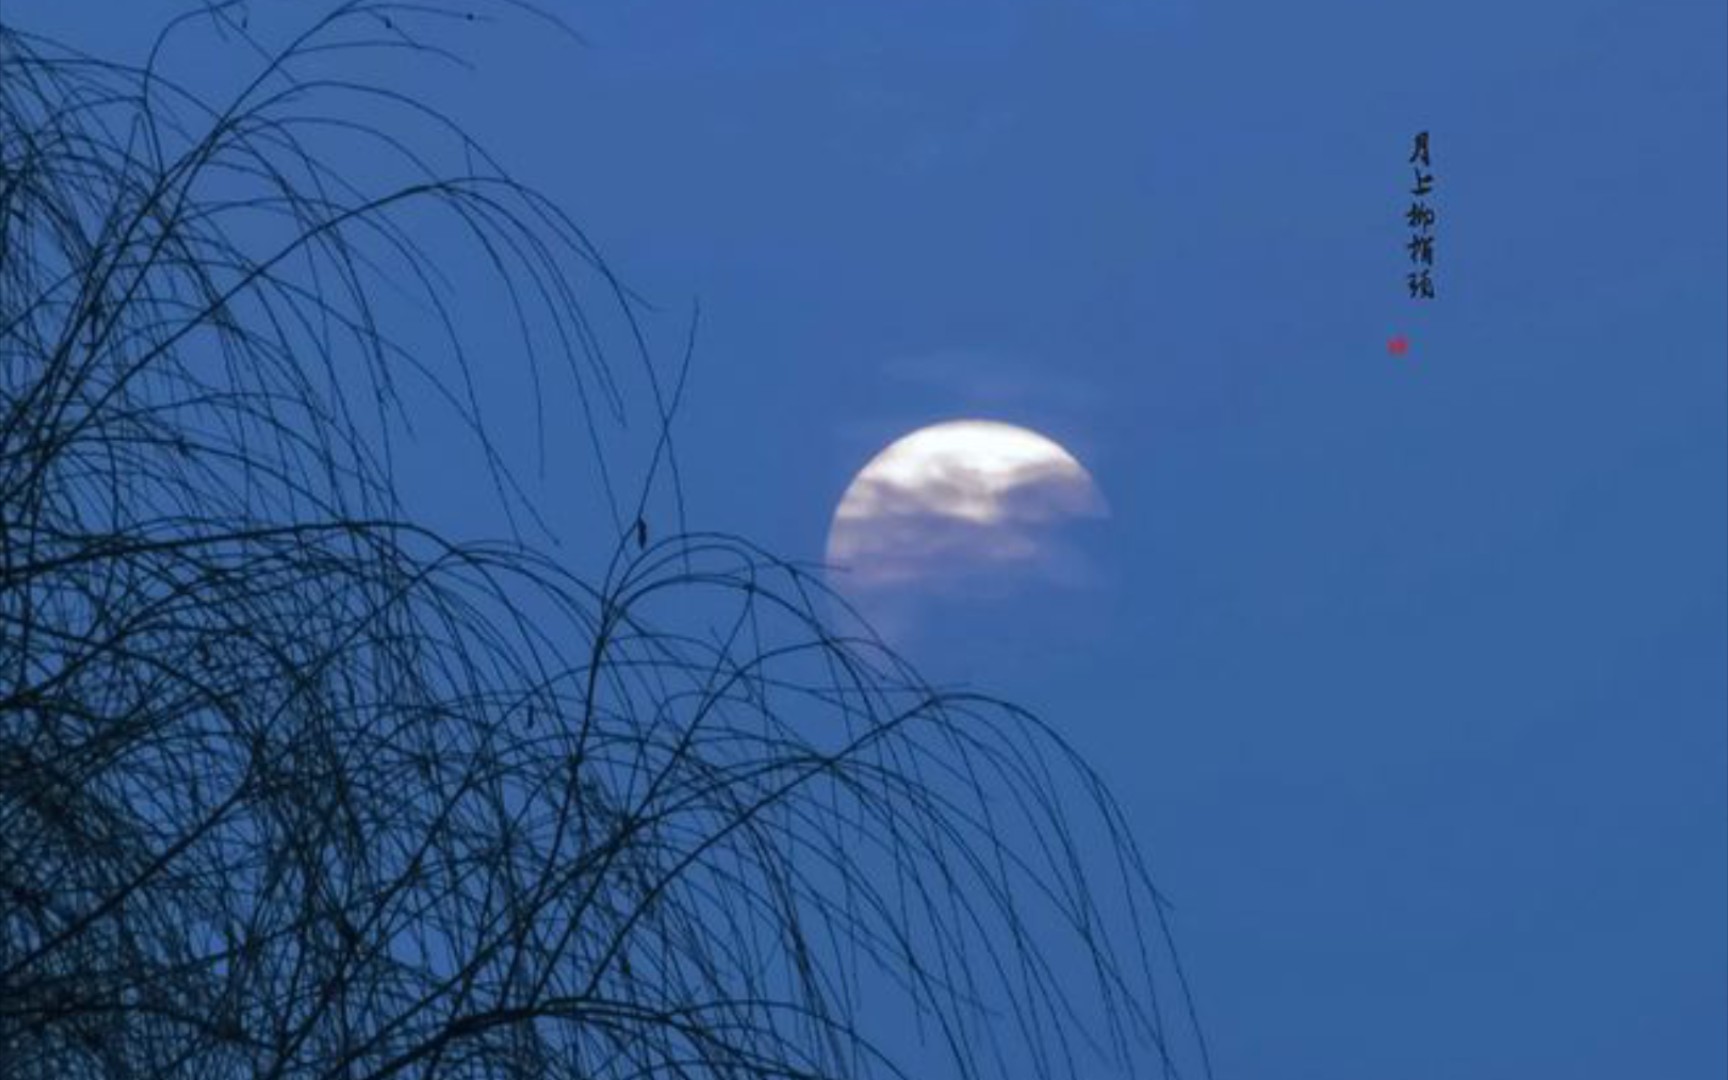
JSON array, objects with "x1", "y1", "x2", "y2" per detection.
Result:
[{"x1": 0, "y1": 4, "x2": 1211, "y2": 1078}]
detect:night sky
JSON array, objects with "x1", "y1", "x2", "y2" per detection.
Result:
[{"x1": 34, "y1": 2, "x2": 1727, "y2": 1077}]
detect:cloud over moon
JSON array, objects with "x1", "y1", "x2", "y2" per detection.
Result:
[{"x1": 826, "y1": 420, "x2": 1107, "y2": 592}]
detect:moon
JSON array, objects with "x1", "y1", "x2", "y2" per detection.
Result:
[{"x1": 825, "y1": 420, "x2": 1107, "y2": 601}]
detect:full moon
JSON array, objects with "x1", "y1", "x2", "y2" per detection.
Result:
[{"x1": 825, "y1": 419, "x2": 1107, "y2": 599}]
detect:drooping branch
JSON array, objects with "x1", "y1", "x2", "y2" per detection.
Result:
[{"x1": 0, "y1": 5, "x2": 1211, "y2": 1079}]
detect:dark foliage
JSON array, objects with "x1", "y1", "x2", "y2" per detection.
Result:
[{"x1": 0, "y1": 4, "x2": 1210, "y2": 1077}]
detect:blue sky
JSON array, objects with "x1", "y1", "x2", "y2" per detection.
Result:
[{"x1": 37, "y1": 1, "x2": 1727, "y2": 1076}]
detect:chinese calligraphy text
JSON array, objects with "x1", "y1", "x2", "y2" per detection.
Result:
[{"x1": 1406, "y1": 131, "x2": 1436, "y2": 300}]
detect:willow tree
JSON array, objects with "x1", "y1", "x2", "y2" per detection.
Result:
[{"x1": 0, "y1": 3, "x2": 1211, "y2": 1078}]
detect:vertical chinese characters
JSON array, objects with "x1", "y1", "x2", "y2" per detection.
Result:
[{"x1": 1406, "y1": 131, "x2": 1437, "y2": 299}]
